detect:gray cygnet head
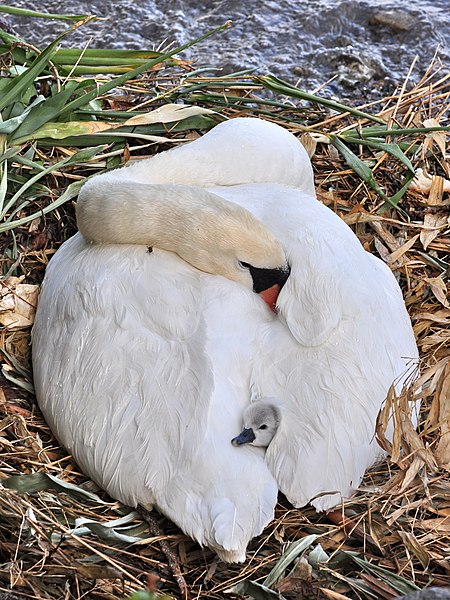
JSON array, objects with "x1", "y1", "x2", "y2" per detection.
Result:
[{"x1": 231, "y1": 400, "x2": 280, "y2": 448}]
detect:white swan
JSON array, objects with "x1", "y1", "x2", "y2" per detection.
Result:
[{"x1": 32, "y1": 117, "x2": 418, "y2": 562}]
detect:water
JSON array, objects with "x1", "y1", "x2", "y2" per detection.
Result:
[{"x1": 3, "y1": 0, "x2": 450, "y2": 101}]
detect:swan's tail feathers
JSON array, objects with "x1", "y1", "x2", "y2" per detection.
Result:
[
  {"x1": 209, "y1": 499, "x2": 247, "y2": 563},
  {"x1": 204, "y1": 461, "x2": 278, "y2": 561},
  {"x1": 208, "y1": 480, "x2": 277, "y2": 562},
  {"x1": 155, "y1": 460, "x2": 277, "y2": 563}
]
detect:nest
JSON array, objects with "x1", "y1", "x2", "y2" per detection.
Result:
[{"x1": 0, "y1": 31, "x2": 449, "y2": 600}]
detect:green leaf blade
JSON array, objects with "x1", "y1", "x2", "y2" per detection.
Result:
[
  {"x1": 0, "y1": 5, "x2": 90, "y2": 20},
  {"x1": 330, "y1": 134, "x2": 387, "y2": 199}
]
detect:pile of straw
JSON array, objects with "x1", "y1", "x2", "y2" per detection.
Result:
[{"x1": 0, "y1": 12, "x2": 449, "y2": 600}]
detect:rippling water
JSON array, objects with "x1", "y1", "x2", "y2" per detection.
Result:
[{"x1": 4, "y1": 0, "x2": 450, "y2": 100}]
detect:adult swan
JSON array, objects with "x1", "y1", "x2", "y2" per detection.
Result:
[{"x1": 32, "y1": 117, "x2": 418, "y2": 562}]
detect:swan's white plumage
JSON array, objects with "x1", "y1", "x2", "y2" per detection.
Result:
[
  {"x1": 32, "y1": 117, "x2": 418, "y2": 561},
  {"x1": 214, "y1": 181, "x2": 418, "y2": 508},
  {"x1": 117, "y1": 117, "x2": 315, "y2": 193},
  {"x1": 32, "y1": 235, "x2": 277, "y2": 562}
]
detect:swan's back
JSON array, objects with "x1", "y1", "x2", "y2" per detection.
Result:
[{"x1": 119, "y1": 117, "x2": 315, "y2": 194}]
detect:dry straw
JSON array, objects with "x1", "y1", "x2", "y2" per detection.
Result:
[{"x1": 0, "y1": 10, "x2": 449, "y2": 600}]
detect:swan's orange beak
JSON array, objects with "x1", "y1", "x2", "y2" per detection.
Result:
[{"x1": 259, "y1": 284, "x2": 281, "y2": 313}]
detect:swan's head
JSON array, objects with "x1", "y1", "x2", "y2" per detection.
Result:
[
  {"x1": 77, "y1": 169, "x2": 291, "y2": 310},
  {"x1": 231, "y1": 400, "x2": 281, "y2": 448},
  {"x1": 177, "y1": 192, "x2": 290, "y2": 310}
]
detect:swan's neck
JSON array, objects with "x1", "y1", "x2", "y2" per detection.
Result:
[
  {"x1": 76, "y1": 178, "x2": 287, "y2": 286},
  {"x1": 78, "y1": 180, "x2": 222, "y2": 249}
]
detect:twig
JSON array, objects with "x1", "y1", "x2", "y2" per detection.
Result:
[{"x1": 138, "y1": 506, "x2": 191, "y2": 600}]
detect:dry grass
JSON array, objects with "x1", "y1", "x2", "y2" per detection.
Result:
[{"x1": 0, "y1": 53, "x2": 449, "y2": 600}]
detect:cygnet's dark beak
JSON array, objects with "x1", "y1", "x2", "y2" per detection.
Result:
[{"x1": 231, "y1": 427, "x2": 256, "y2": 446}]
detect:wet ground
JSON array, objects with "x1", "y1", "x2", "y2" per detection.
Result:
[{"x1": 3, "y1": 0, "x2": 450, "y2": 101}]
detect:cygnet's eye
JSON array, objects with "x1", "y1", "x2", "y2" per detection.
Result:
[{"x1": 259, "y1": 424, "x2": 268, "y2": 430}]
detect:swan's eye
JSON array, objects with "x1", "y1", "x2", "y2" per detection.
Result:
[
  {"x1": 238, "y1": 260, "x2": 251, "y2": 270},
  {"x1": 259, "y1": 424, "x2": 267, "y2": 430}
]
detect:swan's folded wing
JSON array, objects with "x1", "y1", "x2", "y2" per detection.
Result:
[
  {"x1": 252, "y1": 197, "x2": 418, "y2": 509},
  {"x1": 32, "y1": 234, "x2": 278, "y2": 560},
  {"x1": 32, "y1": 234, "x2": 211, "y2": 508}
]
